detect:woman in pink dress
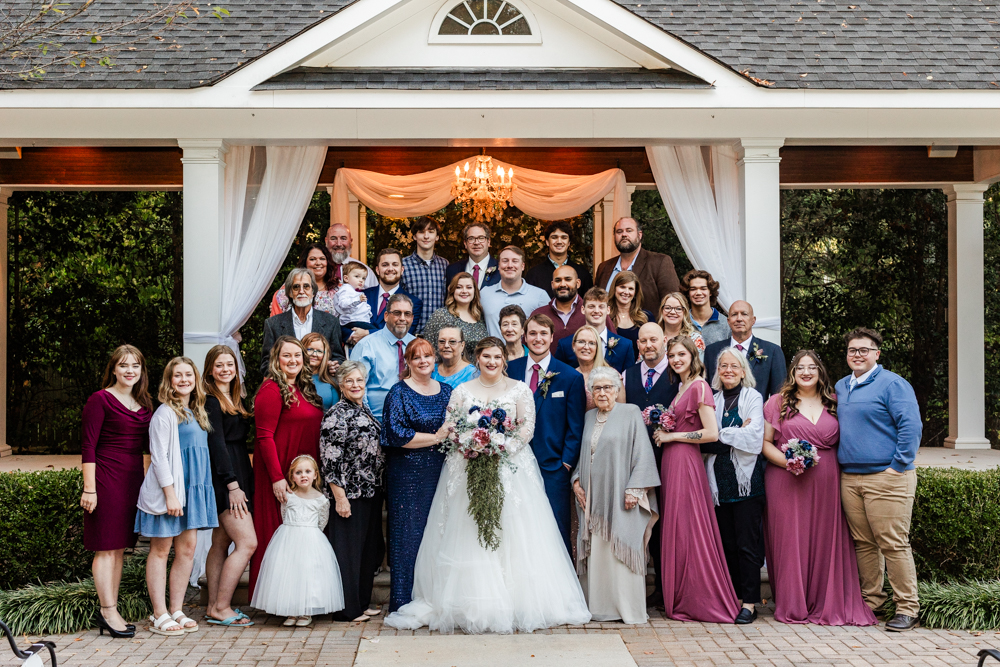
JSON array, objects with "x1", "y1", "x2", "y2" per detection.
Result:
[
  {"x1": 653, "y1": 336, "x2": 739, "y2": 623},
  {"x1": 761, "y1": 350, "x2": 877, "y2": 626}
]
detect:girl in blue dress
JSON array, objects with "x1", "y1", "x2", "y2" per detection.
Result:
[{"x1": 136, "y1": 357, "x2": 218, "y2": 636}]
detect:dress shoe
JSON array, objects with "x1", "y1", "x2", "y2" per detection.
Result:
[
  {"x1": 94, "y1": 613, "x2": 135, "y2": 638},
  {"x1": 735, "y1": 607, "x2": 757, "y2": 625},
  {"x1": 885, "y1": 614, "x2": 918, "y2": 632}
]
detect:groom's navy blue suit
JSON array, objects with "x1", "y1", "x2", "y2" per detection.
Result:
[{"x1": 508, "y1": 355, "x2": 585, "y2": 553}]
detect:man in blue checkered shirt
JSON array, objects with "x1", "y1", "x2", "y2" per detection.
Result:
[{"x1": 401, "y1": 216, "x2": 449, "y2": 335}]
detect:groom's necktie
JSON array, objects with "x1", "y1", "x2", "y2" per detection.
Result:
[
  {"x1": 644, "y1": 368, "x2": 656, "y2": 393},
  {"x1": 529, "y1": 364, "x2": 541, "y2": 392}
]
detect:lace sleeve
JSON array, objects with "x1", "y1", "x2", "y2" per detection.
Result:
[
  {"x1": 513, "y1": 381, "x2": 536, "y2": 455},
  {"x1": 317, "y1": 496, "x2": 330, "y2": 531}
]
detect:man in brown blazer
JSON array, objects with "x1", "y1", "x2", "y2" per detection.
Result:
[{"x1": 594, "y1": 217, "x2": 680, "y2": 312}]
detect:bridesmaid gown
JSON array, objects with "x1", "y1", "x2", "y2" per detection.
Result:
[
  {"x1": 762, "y1": 395, "x2": 878, "y2": 626},
  {"x1": 659, "y1": 378, "x2": 740, "y2": 623}
]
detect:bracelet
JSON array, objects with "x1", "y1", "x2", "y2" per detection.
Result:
[{"x1": 82, "y1": 490, "x2": 97, "y2": 494}]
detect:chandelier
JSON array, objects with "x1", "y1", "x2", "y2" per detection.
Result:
[{"x1": 452, "y1": 155, "x2": 515, "y2": 224}]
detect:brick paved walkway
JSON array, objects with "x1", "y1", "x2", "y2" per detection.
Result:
[{"x1": 4, "y1": 603, "x2": 999, "y2": 667}]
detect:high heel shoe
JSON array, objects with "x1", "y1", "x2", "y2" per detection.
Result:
[{"x1": 94, "y1": 613, "x2": 136, "y2": 638}]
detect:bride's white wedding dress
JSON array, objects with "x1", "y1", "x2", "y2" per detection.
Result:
[{"x1": 384, "y1": 380, "x2": 591, "y2": 634}]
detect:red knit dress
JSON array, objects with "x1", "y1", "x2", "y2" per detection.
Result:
[{"x1": 249, "y1": 379, "x2": 323, "y2": 596}]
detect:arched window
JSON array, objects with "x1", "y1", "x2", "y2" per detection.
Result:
[{"x1": 437, "y1": 0, "x2": 532, "y2": 36}]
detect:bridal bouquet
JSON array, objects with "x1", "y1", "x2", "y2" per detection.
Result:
[
  {"x1": 442, "y1": 404, "x2": 519, "y2": 551},
  {"x1": 780, "y1": 438, "x2": 820, "y2": 475},
  {"x1": 641, "y1": 404, "x2": 676, "y2": 434}
]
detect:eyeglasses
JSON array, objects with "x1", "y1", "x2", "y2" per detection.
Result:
[
  {"x1": 795, "y1": 365, "x2": 819, "y2": 372},
  {"x1": 388, "y1": 310, "x2": 413, "y2": 318},
  {"x1": 438, "y1": 339, "x2": 462, "y2": 347},
  {"x1": 466, "y1": 235, "x2": 489, "y2": 243},
  {"x1": 592, "y1": 385, "x2": 617, "y2": 394},
  {"x1": 847, "y1": 347, "x2": 878, "y2": 357},
  {"x1": 290, "y1": 283, "x2": 312, "y2": 292},
  {"x1": 575, "y1": 340, "x2": 597, "y2": 348},
  {"x1": 718, "y1": 363, "x2": 742, "y2": 371},
  {"x1": 306, "y1": 348, "x2": 325, "y2": 356},
  {"x1": 661, "y1": 306, "x2": 683, "y2": 314}
]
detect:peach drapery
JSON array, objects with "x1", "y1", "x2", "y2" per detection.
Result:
[{"x1": 331, "y1": 156, "x2": 628, "y2": 228}]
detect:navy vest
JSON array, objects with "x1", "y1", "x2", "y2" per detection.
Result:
[{"x1": 624, "y1": 363, "x2": 678, "y2": 411}]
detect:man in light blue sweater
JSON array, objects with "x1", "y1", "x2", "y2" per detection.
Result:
[{"x1": 836, "y1": 327, "x2": 922, "y2": 633}]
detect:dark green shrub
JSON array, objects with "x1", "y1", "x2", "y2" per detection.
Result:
[
  {"x1": 0, "y1": 469, "x2": 91, "y2": 589},
  {"x1": 911, "y1": 467, "x2": 1000, "y2": 581}
]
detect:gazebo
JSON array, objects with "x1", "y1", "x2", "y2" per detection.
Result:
[{"x1": 1, "y1": 0, "x2": 998, "y2": 453}]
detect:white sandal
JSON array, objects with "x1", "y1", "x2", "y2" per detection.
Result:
[
  {"x1": 171, "y1": 610, "x2": 198, "y2": 633},
  {"x1": 295, "y1": 615, "x2": 313, "y2": 627},
  {"x1": 283, "y1": 616, "x2": 297, "y2": 627},
  {"x1": 149, "y1": 613, "x2": 184, "y2": 637}
]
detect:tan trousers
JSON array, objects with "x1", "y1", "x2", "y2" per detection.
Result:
[{"x1": 840, "y1": 469, "x2": 919, "y2": 617}]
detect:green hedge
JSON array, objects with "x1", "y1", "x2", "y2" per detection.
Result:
[
  {"x1": 911, "y1": 467, "x2": 1000, "y2": 581},
  {"x1": 0, "y1": 469, "x2": 91, "y2": 590}
]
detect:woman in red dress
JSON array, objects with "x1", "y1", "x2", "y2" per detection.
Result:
[
  {"x1": 653, "y1": 336, "x2": 739, "y2": 623},
  {"x1": 250, "y1": 336, "x2": 324, "y2": 596}
]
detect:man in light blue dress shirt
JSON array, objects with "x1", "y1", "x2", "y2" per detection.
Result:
[
  {"x1": 480, "y1": 246, "x2": 550, "y2": 339},
  {"x1": 349, "y1": 294, "x2": 416, "y2": 420}
]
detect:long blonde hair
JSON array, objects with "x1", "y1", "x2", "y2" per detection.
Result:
[
  {"x1": 300, "y1": 332, "x2": 336, "y2": 386},
  {"x1": 608, "y1": 271, "x2": 648, "y2": 326},
  {"x1": 571, "y1": 325, "x2": 608, "y2": 370},
  {"x1": 657, "y1": 292, "x2": 697, "y2": 337},
  {"x1": 202, "y1": 345, "x2": 251, "y2": 417},
  {"x1": 158, "y1": 357, "x2": 211, "y2": 431},
  {"x1": 264, "y1": 336, "x2": 322, "y2": 409}
]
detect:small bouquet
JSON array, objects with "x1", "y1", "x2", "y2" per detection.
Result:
[
  {"x1": 780, "y1": 438, "x2": 820, "y2": 475},
  {"x1": 641, "y1": 403, "x2": 676, "y2": 435},
  {"x1": 442, "y1": 403, "x2": 519, "y2": 550}
]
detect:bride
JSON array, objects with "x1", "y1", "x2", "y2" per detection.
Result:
[{"x1": 385, "y1": 337, "x2": 591, "y2": 634}]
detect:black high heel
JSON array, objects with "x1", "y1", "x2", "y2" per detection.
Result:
[{"x1": 94, "y1": 613, "x2": 135, "y2": 638}]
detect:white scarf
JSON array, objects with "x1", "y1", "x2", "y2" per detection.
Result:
[{"x1": 705, "y1": 387, "x2": 765, "y2": 506}]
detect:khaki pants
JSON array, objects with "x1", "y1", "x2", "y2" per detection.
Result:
[{"x1": 840, "y1": 469, "x2": 919, "y2": 617}]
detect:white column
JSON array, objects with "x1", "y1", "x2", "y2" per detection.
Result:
[
  {"x1": 179, "y1": 140, "x2": 228, "y2": 367},
  {"x1": 0, "y1": 188, "x2": 10, "y2": 457},
  {"x1": 944, "y1": 184, "x2": 990, "y2": 449},
  {"x1": 736, "y1": 139, "x2": 784, "y2": 345}
]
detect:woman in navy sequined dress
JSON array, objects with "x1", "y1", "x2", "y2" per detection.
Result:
[{"x1": 380, "y1": 338, "x2": 453, "y2": 612}]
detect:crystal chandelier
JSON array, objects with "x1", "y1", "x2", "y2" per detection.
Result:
[{"x1": 452, "y1": 155, "x2": 515, "y2": 224}]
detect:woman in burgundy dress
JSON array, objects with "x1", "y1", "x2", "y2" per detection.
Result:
[
  {"x1": 80, "y1": 345, "x2": 154, "y2": 637},
  {"x1": 761, "y1": 350, "x2": 877, "y2": 626},
  {"x1": 653, "y1": 336, "x2": 739, "y2": 623},
  {"x1": 250, "y1": 336, "x2": 324, "y2": 597}
]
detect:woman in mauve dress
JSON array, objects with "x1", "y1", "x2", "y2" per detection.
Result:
[
  {"x1": 761, "y1": 350, "x2": 878, "y2": 626},
  {"x1": 652, "y1": 336, "x2": 739, "y2": 623},
  {"x1": 249, "y1": 336, "x2": 324, "y2": 598},
  {"x1": 80, "y1": 345, "x2": 154, "y2": 637}
]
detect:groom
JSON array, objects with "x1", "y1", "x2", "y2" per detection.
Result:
[{"x1": 508, "y1": 313, "x2": 585, "y2": 553}]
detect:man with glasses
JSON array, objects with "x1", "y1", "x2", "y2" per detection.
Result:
[
  {"x1": 703, "y1": 300, "x2": 786, "y2": 402},
  {"x1": 445, "y1": 223, "x2": 501, "y2": 290},
  {"x1": 259, "y1": 267, "x2": 346, "y2": 374},
  {"x1": 348, "y1": 294, "x2": 415, "y2": 420},
  {"x1": 836, "y1": 327, "x2": 922, "y2": 632}
]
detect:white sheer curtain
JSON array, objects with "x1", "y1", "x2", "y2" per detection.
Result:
[
  {"x1": 645, "y1": 145, "x2": 779, "y2": 331},
  {"x1": 183, "y1": 145, "x2": 328, "y2": 377},
  {"x1": 332, "y1": 158, "x2": 628, "y2": 229}
]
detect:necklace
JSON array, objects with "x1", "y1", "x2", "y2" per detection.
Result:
[
  {"x1": 110, "y1": 386, "x2": 137, "y2": 411},
  {"x1": 478, "y1": 376, "x2": 504, "y2": 388},
  {"x1": 596, "y1": 411, "x2": 611, "y2": 424}
]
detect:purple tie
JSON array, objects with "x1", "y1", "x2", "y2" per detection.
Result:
[
  {"x1": 736, "y1": 344, "x2": 744, "y2": 352},
  {"x1": 396, "y1": 340, "x2": 405, "y2": 377},
  {"x1": 378, "y1": 293, "x2": 389, "y2": 317},
  {"x1": 644, "y1": 368, "x2": 656, "y2": 393},
  {"x1": 473, "y1": 264, "x2": 481, "y2": 287},
  {"x1": 529, "y1": 364, "x2": 541, "y2": 392}
]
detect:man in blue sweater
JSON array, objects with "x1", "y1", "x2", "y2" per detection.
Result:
[{"x1": 836, "y1": 327, "x2": 922, "y2": 632}]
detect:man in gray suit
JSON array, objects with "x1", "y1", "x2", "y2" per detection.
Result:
[{"x1": 259, "y1": 268, "x2": 346, "y2": 374}]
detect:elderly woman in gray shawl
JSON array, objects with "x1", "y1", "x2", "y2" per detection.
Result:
[
  {"x1": 700, "y1": 347, "x2": 765, "y2": 625},
  {"x1": 571, "y1": 366, "x2": 660, "y2": 625}
]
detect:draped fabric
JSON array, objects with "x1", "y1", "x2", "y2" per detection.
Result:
[
  {"x1": 331, "y1": 157, "x2": 628, "y2": 229},
  {"x1": 183, "y1": 145, "x2": 328, "y2": 376},
  {"x1": 645, "y1": 145, "x2": 779, "y2": 332}
]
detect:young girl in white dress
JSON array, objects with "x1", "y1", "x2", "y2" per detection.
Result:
[{"x1": 251, "y1": 455, "x2": 345, "y2": 627}]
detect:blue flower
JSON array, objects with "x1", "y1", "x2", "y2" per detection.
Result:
[
  {"x1": 469, "y1": 405, "x2": 481, "y2": 415},
  {"x1": 494, "y1": 423, "x2": 506, "y2": 435},
  {"x1": 785, "y1": 450, "x2": 794, "y2": 459},
  {"x1": 493, "y1": 408, "x2": 507, "y2": 422},
  {"x1": 477, "y1": 416, "x2": 491, "y2": 429},
  {"x1": 649, "y1": 409, "x2": 662, "y2": 422}
]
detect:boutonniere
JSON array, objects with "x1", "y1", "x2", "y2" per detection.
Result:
[
  {"x1": 606, "y1": 337, "x2": 619, "y2": 351},
  {"x1": 751, "y1": 342, "x2": 768, "y2": 362},
  {"x1": 484, "y1": 265, "x2": 497, "y2": 276},
  {"x1": 538, "y1": 371, "x2": 559, "y2": 398}
]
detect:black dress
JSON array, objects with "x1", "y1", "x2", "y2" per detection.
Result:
[
  {"x1": 615, "y1": 310, "x2": 653, "y2": 364},
  {"x1": 205, "y1": 395, "x2": 255, "y2": 515}
]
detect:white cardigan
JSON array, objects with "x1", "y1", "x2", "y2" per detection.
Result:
[
  {"x1": 705, "y1": 387, "x2": 765, "y2": 506},
  {"x1": 137, "y1": 404, "x2": 186, "y2": 515}
]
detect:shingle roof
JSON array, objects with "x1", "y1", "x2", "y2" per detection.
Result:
[
  {"x1": 252, "y1": 67, "x2": 710, "y2": 90},
  {"x1": 1, "y1": 0, "x2": 998, "y2": 90}
]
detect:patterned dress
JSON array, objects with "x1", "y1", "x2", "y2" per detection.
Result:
[
  {"x1": 380, "y1": 381, "x2": 453, "y2": 612},
  {"x1": 422, "y1": 309, "x2": 488, "y2": 363}
]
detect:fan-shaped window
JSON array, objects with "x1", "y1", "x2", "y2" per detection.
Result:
[{"x1": 438, "y1": 0, "x2": 532, "y2": 36}]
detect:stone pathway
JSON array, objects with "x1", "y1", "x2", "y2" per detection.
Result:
[{"x1": 4, "y1": 604, "x2": 998, "y2": 667}]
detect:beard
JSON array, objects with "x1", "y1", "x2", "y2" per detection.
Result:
[
  {"x1": 330, "y1": 249, "x2": 350, "y2": 264},
  {"x1": 555, "y1": 289, "x2": 577, "y2": 303},
  {"x1": 615, "y1": 237, "x2": 639, "y2": 254},
  {"x1": 379, "y1": 273, "x2": 401, "y2": 287},
  {"x1": 293, "y1": 295, "x2": 313, "y2": 308}
]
